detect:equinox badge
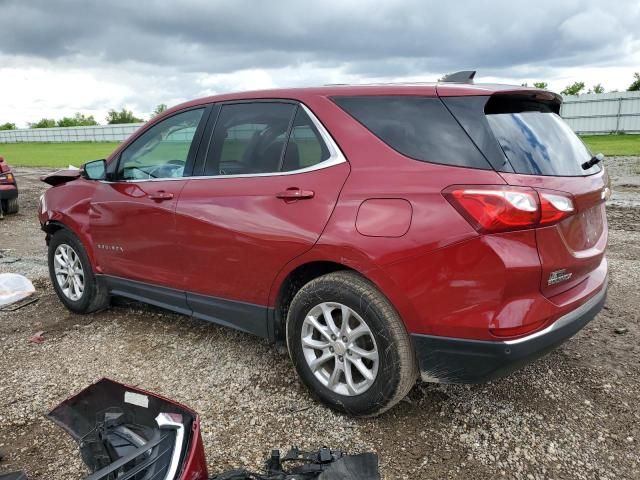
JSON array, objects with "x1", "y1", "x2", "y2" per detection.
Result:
[{"x1": 548, "y1": 269, "x2": 572, "y2": 285}]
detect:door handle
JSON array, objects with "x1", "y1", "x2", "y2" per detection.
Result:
[
  {"x1": 276, "y1": 188, "x2": 315, "y2": 201},
  {"x1": 148, "y1": 191, "x2": 174, "y2": 201}
]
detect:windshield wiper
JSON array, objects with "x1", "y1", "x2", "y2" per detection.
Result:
[{"x1": 582, "y1": 152, "x2": 604, "y2": 170}]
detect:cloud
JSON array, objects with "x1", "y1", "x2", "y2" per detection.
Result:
[{"x1": 0, "y1": 0, "x2": 639, "y2": 126}]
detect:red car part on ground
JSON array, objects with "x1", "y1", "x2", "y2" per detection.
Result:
[{"x1": 0, "y1": 379, "x2": 378, "y2": 479}]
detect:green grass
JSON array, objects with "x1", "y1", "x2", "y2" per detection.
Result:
[
  {"x1": 581, "y1": 135, "x2": 640, "y2": 156},
  {"x1": 2, "y1": 134, "x2": 638, "y2": 168},
  {"x1": 0, "y1": 142, "x2": 120, "y2": 168}
]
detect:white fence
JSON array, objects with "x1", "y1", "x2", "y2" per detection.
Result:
[
  {"x1": 0, "y1": 123, "x2": 143, "y2": 143},
  {"x1": 560, "y1": 91, "x2": 640, "y2": 135}
]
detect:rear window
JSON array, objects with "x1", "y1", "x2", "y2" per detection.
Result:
[
  {"x1": 332, "y1": 96, "x2": 490, "y2": 169},
  {"x1": 485, "y1": 97, "x2": 599, "y2": 177}
]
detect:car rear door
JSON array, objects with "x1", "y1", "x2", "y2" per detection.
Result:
[
  {"x1": 90, "y1": 106, "x2": 210, "y2": 293},
  {"x1": 443, "y1": 92, "x2": 608, "y2": 299},
  {"x1": 175, "y1": 101, "x2": 349, "y2": 336}
]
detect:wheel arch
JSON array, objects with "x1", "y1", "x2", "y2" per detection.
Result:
[
  {"x1": 42, "y1": 219, "x2": 99, "y2": 271},
  {"x1": 268, "y1": 247, "x2": 419, "y2": 342}
]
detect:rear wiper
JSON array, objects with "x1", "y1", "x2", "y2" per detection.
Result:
[{"x1": 582, "y1": 152, "x2": 604, "y2": 170}]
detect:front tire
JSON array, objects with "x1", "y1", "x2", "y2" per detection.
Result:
[
  {"x1": 286, "y1": 271, "x2": 417, "y2": 416},
  {"x1": 48, "y1": 229, "x2": 109, "y2": 313}
]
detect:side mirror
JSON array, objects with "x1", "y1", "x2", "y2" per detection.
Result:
[{"x1": 82, "y1": 159, "x2": 107, "y2": 180}]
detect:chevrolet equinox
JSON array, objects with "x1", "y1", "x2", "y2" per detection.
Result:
[{"x1": 39, "y1": 72, "x2": 609, "y2": 416}]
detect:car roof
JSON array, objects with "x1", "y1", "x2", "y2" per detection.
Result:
[{"x1": 168, "y1": 82, "x2": 555, "y2": 113}]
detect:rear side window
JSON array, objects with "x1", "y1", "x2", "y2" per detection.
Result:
[
  {"x1": 204, "y1": 102, "x2": 335, "y2": 176},
  {"x1": 282, "y1": 108, "x2": 330, "y2": 172},
  {"x1": 332, "y1": 96, "x2": 490, "y2": 169},
  {"x1": 204, "y1": 102, "x2": 296, "y2": 176}
]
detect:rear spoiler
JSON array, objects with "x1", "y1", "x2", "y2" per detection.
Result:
[{"x1": 437, "y1": 71, "x2": 562, "y2": 105}]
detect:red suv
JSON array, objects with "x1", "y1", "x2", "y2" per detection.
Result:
[{"x1": 39, "y1": 73, "x2": 609, "y2": 416}]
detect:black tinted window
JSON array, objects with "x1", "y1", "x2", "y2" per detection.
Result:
[
  {"x1": 486, "y1": 112, "x2": 599, "y2": 176},
  {"x1": 332, "y1": 96, "x2": 490, "y2": 169},
  {"x1": 204, "y1": 103, "x2": 296, "y2": 176},
  {"x1": 282, "y1": 109, "x2": 330, "y2": 172}
]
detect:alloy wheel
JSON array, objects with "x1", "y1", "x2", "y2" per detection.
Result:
[
  {"x1": 53, "y1": 244, "x2": 85, "y2": 301},
  {"x1": 301, "y1": 302, "x2": 379, "y2": 396}
]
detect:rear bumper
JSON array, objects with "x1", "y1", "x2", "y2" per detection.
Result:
[
  {"x1": 412, "y1": 280, "x2": 607, "y2": 383},
  {"x1": 0, "y1": 184, "x2": 18, "y2": 200}
]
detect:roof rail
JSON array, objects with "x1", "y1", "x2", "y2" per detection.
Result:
[{"x1": 440, "y1": 70, "x2": 476, "y2": 84}]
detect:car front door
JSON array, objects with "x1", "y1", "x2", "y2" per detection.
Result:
[
  {"x1": 90, "y1": 106, "x2": 209, "y2": 293},
  {"x1": 175, "y1": 101, "x2": 350, "y2": 337}
]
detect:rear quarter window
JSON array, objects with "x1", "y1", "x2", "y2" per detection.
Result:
[{"x1": 332, "y1": 96, "x2": 491, "y2": 169}]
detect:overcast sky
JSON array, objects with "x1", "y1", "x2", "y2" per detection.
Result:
[{"x1": 1, "y1": 0, "x2": 639, "y2": 127}]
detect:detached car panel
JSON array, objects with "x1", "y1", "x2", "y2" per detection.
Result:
[
  {"x1": 47, "y1": 378, "x2": 208, "y2": 480},
  {"x1": 2, "y1": 379, "x2": 380, "y2": 479}
]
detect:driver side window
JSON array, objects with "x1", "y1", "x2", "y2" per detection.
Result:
[{"x1": 118, "y1": 108, "x2": 205, "y2": 180}]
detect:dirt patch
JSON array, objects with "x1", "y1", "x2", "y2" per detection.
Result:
[{"x1": 1, "y1": 161, "x2": 639, "y2": 479}]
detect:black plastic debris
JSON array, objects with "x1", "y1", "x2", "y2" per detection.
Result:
[{"x1": 210, "y1": 447, "x2": 380, "y2": 480}]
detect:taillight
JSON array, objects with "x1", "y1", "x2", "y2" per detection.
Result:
[
  {"x1": 539, "y1": 191, "x2": 575, "y2": 224},
  {"x1": 443, "y1": 185, "x2": 575, "y2": 233},
  {"x1": 0, "y1": 172, "x2": 14, "y2": 184}
]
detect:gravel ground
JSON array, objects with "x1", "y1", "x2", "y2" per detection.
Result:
[{"x1": 1, "y1": 159, "x2": 639, "y2": 479}]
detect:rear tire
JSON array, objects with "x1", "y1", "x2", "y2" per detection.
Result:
[
  {"x1": 2, "y1": 197, "x2": 18, "y2": 214},
  {"x1": 286, "y1": 271, "x2": 417, "y2": 416},
  {"x1": 48, "y1": 229, "x2": 110, "y2": 314}
]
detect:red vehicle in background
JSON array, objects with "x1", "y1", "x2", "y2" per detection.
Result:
[
  {"x1": 0, "y1": 155, "x2": 19, "y2": 217},
  {"x1": 39, "y1": 71, "x2": 609, "y2": 416}
]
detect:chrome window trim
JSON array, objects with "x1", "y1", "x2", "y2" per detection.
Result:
[{"x1": 104, "y1": 103, "x2": 347, "y2": 184}]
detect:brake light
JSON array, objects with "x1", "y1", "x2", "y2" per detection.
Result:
[
  {"x1": 443, "y1": 185, "x2": 575, "y2": 233},
  {"x1": 539, "y1": 192, "x2": 575, "y2": 224},
  {"x1": 0, "y1": 172, "x2": 15, "y2": 184}
]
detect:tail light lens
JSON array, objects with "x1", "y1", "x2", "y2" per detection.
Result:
[
  {"x1": 443, "y1": 185, "x2": 575, "y2": 233},
  {"x1": 539, "y1": 192, "x2": 575, "y2": 224},
  {"x1": 0, "y1": 172, "x2": 14, "y2": 184}
]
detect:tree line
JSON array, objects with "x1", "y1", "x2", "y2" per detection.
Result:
[
  {"x1": 522, "y1": 72, "x2": 640, "y2": 96},
  {"x1": 0, "y1": 104, "x2": 167, "y2": 131}
]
